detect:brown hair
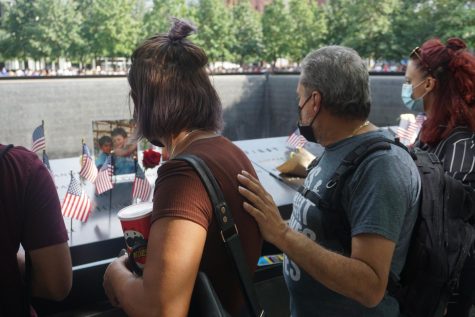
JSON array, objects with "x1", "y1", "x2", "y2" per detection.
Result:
[
  {"x1": 410, "y1": 38, "x2": 475, "y2": 145},
  {"x1": 128, "y1": 18, "x2": 223, "y2": 142}
]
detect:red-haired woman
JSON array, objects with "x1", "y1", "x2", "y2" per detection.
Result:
[{"x1": 404, "y1": 37, "x2": 475, "y2": 316}]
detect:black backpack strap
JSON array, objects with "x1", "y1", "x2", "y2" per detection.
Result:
[
  {"x1": 174, "y1": 154, "x2": 264, "y2": 317},
  {"x1": 306, "y1": 156, "x2": 321, "y2": 174},
  {"x1": 297, "y1": 137, "x2": 393, "y2": 251}
]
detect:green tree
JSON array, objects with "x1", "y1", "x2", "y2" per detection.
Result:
[
  {"x1": 430, "y1": 0, "x2": 475, "y2": 48},
  {"x1": 31, "y1": 0, "x2": 82, "y2": 67},
  {"x1": 230, "y1": 0, "x2": 263, "y2": 65},
  {"x1": 310, "y1": 3, "x2": 329, "y2": 51},
  {"x1": 192, "y1": 0, "x2": 233, "y2": 62},
  {"x1": 457, "y1": 2, "x2": 475, "y2": 48},
  {"x1": 0, "y1": 0, "x2": 38, "y2": 62},
  {"x1": 324, "y1": 0, "x2": 400, "y2": 60},
  {"x1": 0, "y1": 0, "x2": 83, "y2": 67},
  {"x1": 0, "y1": 1, "x2": 8, "y2": 61},
  {"x1": 388, "y1": 0, "x2": 475, "y2": 61},
  {"x1": 261, "y1": 0, "x2": 292, "y2": 67},
  {"x1": 143, "y1": 0, "x2": 188, "y2": 38},
  {"x1": 79, "y1": 0, "x2": 141, "y2": 64},
  {"x1": 287, "y1": 0, "x2": 327, "y2": 62}
]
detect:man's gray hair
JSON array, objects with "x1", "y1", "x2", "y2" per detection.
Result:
[{"x1": 300, "y1": 46, "x2": 371, "y2": 120}]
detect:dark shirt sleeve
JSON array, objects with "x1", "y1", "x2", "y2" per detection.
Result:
[{"x1": 22, "y1": 158, "x2": 68, "y2": 251}]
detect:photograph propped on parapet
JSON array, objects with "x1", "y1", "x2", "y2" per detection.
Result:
[{"x1": 92, "y1": 119, "x2": 137, "y2": 177}]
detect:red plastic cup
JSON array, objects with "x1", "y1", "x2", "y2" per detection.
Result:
[{"x1": 117, "y1": 202, "x2": 153, "y2": 273}]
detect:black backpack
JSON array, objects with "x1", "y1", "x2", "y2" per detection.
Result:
[{"x1": 298, "y1": 136, "x2": 475, "y2": 317}]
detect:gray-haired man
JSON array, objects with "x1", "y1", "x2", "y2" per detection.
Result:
[{"x1": 238, "y1": 46, "x2": 421, "y2": 316}]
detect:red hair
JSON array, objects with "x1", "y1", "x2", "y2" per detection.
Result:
[{"x1": 412, "y1": 38, "x2": 475, "y2": 145}]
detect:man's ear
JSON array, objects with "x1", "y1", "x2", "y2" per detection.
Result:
[{"x1": 312, "y1": 91, "x2": 321, "y2": 113}]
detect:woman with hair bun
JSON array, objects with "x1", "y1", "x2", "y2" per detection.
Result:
[
  {"x1": 403, "y1": 37, "x2": 475, "y2": 316},
  {"x1": 103, "y1": 18, "x2": 262, "y2": 316}
]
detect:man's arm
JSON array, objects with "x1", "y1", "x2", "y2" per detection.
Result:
[
  {"x1": 103, "y1": 217, "x2": 207, "y2": 317},
  {"x1": 238, "y1": 171, "x2": 394, "y2": 307},
  {"x1": 279, "y1": 228, "x2": 394, "y2": 307}
]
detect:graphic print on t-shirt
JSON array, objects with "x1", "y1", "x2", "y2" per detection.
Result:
[{"x1": 285, "y1": 166, "x2": 324, "y2": 282}]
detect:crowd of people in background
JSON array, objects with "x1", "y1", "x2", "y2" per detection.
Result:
[
  {"x1": 0, "y1": 61, "x2": 407, "y2": 78},
  {"x1": 0, "y1": 66, "x2": 128, "y2": 77}
]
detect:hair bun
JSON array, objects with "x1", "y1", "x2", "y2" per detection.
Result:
[
  {"x1": 168, "y1": 18, "x2": 196, "y2": 42},
  {"x1": 446, "y1": 38, "x2": 467, "y2": 51}
]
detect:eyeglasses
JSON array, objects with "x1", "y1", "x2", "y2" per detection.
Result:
[{"x1": 410, "y1": 47, "x2": 432, "y2": 74}]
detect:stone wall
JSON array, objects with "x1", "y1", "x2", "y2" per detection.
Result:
[{"x1": 0, "y1": 74, "x2": 408, "y2": 158}]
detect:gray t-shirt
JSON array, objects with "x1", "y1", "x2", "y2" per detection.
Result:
[{"x1": 283, "y1": 130, "x2": 421, "y2": 317}]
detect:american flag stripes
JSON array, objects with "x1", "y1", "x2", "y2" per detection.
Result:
[
  {"x1": 62, "y1": 174, "x2": 92, "y2": 222},
  {"x1": 79, "y1": 143, "x2": 97, "y2": 183},
  {"x1": 287, "y1": 129, "x2": 307, "y2": 148},
  {"x1": 397, "y1": 114, "x2": 427, "y2": 146},
  {"x1": 132, "y1": 164, "x2": 152, "y2": 201},
  {"x1": 95, "y1": 155, "x2": 113, "y2": 195},
  {"x1": 31, "y1": 124, "x2": 46, "y2": 153}
]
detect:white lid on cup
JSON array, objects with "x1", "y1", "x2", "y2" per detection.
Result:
[{"x1": 118, "y1": 202, "x2": 154, "y2": 221}]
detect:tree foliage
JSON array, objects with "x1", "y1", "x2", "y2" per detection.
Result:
[
  {"x1": 288, "y1": 0, "x2": 327, "y2": 62},
  {"x1": 230, "y1": 0, "x2": 263, "y2": 64},
  {"x1": 79, "y1": 0, "x2": 140, "y2": 59},
  {"x1": 325, "y1": 0, "x2": 400, "y2": 60},
  {"x1": 33, "y1": 0, "x2": 83, "y2": 62},
  {"x1": 262, "y1": 0, "x2": 292, "y2": 65},
  {"x1": 0, "y1": 0, "x2": 39, "y2": 60},
  {"x1": 192, "y1": 0, "x2": 234, "y2": 62},
  {"x1": 143, "y1": 0, "x2": 188, "y2": 38},
  {"x1": 0, "y1": 0, "x2": 473, "y2": 69}
]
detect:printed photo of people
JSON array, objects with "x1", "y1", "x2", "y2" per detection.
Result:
[{"x1": 93, "y1": 120, "x2": 137, "y2": 176}]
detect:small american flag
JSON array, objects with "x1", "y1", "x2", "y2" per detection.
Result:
[
  {"x1": 95, "y1": 155, "x2": 113, "y2": 195},
  {"x1": 31, "y1": 124, "x2": 45, "y2": 153},
  {"x1": 42, "y1": 150, "x2": 54, "y2": 181},
  {"x1": 132, "y1": 164, "x2": 152, "y2": 202},
  {"x1": 397, "y1": 114, "x2": 426, "y2": 145},
  {"x1": 62, "y1": 174, "x2": 92, "y2": 222},
  {"x1": 79, "y1": 143, "x2": 97, "y2": 183},
  {"x1": 287, "y1": 129, "x2": 307, "y2": 148}
]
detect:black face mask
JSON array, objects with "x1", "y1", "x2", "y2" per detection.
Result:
[
  {"x1": 298, "y1": 120, "x2": 317, "y2": 143},
  {"x1": 297, "y1": 95, "x2": 318, "y2": 143}
]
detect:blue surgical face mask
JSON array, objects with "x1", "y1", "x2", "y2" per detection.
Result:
[{"x1": 401, "y1": 79, "x2": 427, "y2": 112}]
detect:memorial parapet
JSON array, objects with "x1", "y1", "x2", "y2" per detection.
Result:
[
  {"x1": 1, "y1": 74, "x2": 411, "y2": 158},
  {"x1": 31, "y1": 137, "x2": 320, "y2": 315}
]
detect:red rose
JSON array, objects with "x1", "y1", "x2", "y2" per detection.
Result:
[{"x1": 142, "y1": 149, "x2": 161, "y2": 169}]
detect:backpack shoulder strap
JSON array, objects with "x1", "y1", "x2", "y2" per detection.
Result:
[
  {"x1": 174, "y1": 154, "x2": 264, "y2": 317},
  {"x1": 299, "y1": 136, "x2": 393, "y2": 209},
  {"x1": 297, "y1": 136, "x2": 394, "y2": 251}
]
